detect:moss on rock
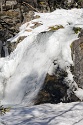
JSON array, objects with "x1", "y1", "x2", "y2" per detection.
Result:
[
  {"x1": 73, "y1": 27, "x2": 82, "y2": 34},
  {"x1": 48, "y1": 25, "x2": 64, "y2": 31}
]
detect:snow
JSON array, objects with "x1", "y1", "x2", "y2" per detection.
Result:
[
  {"x1": 75, "y1": 88, "x2": 83, "y2": 101},
  {"x1": 0, "y1": 8, "x2": 83, "y2": 124},
  {"x1": 1, "y1": 102, "x2": 83, "y2": 125},
  {"x1": 0, "y1": 9, "x2": 83, "y2": 105},
  {"x1": 8, "y1": 9, "x2": 83, "y2": 43}
]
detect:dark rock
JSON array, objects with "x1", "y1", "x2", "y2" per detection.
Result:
[
  {"x1": 71, "y1": 32, "x2": 83, "y2": 88},
  {"x1": 35, "y1": 67, "x2": 79, "y2": 105},
  {"x1": 78, "y1": 29, "x2": 83, "y2": 37}
]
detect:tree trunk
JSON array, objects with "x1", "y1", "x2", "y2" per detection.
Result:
[{"x1": 0, "y1": 1, "x2": 3, "y2": 13}]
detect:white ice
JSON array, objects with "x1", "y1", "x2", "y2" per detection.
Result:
[{"x1": 0, "y1": 9, "x2": 83, "y2": 106}]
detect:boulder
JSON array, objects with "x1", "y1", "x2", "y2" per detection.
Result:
[{"x1": 35, "y1": 67, "x2": 79, "y2": 105}]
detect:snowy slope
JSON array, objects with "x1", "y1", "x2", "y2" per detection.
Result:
[
  {"x1": 1, "y1": 102, "x2": 83, "y2": 125},
  {"x1": 0, "y1": 9, "x2": 83, "y2": 106}
]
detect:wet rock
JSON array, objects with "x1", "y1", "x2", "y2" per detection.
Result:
[
  {"x1": 7, "y1": 36, "x2": 26, "y2": 54},
  {"x1": 0, "y1": 10, "x2": 20, "y2": 43}
]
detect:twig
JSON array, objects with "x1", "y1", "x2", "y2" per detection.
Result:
[{"x1": 22, "y1": 2, "x2": 40, "y2": 13}]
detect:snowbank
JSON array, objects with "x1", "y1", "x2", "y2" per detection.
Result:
[{"x1": 1, "y1": 102, "x2": 83, "y2": 125}]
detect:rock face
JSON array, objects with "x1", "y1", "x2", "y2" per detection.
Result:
[
  {"x1": 72, "y1": 30, "x2": 83, "y2": 88},
  {"x1": 0, "y1": 10, "x2": 20, "y2": 56}
]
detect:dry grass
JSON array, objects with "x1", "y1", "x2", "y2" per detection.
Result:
[{"x1": 48, "y1": 25, "x2": 64, "y2": 31}]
